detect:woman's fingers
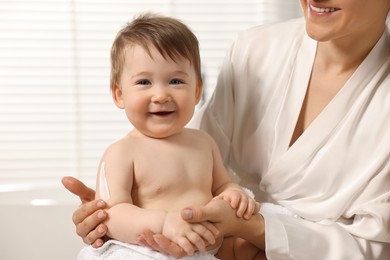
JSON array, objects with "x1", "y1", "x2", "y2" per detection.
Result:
[
  {"x1": 85, "y1": 224, "x2": 107, "y2": 247},
  {"x1": 137, "y1": 230, "x2": 186, "y2": 258},
  {"x1": 62, "y1": 176, "x2": 108, "y2": 247},
  {"x1": 77, "y1": 212, "x2": 108, "y2": 243},
  {"x1": 72, "y1": 201, "x2": 108, "y2": 245},
  {"x1": 182, "y1": 198, "x2": 229, "y2": 223},
  {"x1": 153, "y1": 234, "x2": 186, "y2": 258},
  {"x1": 176, "y1": 237, "x2": 195, "y2": 256},
  {"x1": 141, "y1": 230, "x2": 162, "y2": 250},
  {"x1": 186, "y1": 232, "x2": 206, "y2": 253},
  {"x1": 91, "y1": 238, "x2": 105, "y2": 248},
  {"x1": 192, "y1": 222, "x2": 218, "y2": 245},
  {"x1": 72, "y1": 200, "x2": 106, "y2": 226}
]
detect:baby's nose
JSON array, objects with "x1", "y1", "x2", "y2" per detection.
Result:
[{"x1": 151, "y1": 92, "x2": 172, "y2": 103}]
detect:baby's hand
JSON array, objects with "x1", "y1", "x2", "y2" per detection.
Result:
[
  {"x1": 161, "y1": 211, "x2": 218, "y2": 256},
  {"x1": 214, "y1": 188, "x2": 260, "y2": 220}
]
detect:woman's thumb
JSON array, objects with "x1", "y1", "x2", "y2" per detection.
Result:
[{"x1": 181, "y1": 206, "x2": 206, "y2": 222}]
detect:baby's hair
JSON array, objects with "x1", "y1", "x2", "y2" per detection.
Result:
[{"x1": 110, "y1": 12, "x2": 202, "y2": 92}]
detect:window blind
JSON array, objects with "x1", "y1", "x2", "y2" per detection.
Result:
[{"x1": 0, "y1": 0, "x2": 302, "y2": 187}]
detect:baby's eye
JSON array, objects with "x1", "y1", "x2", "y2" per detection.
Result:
[
  {"x1": 137, "y1": 79, "x2": 151, "y2": 85},
  {"x1": 169, "y1": 79, "x2": 183, "y2": 85}
]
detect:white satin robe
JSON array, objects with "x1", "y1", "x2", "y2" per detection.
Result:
[{"x1": 190, "y1": 18, "x2": 390, "y2": 259}]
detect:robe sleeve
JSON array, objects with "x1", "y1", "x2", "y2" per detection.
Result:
[
  {"x1": 262, "y1": 210, "x2": 390, "y2": 260},
  {"x1": 261, "y1": 131, "x2": 390, "y2": 259}
]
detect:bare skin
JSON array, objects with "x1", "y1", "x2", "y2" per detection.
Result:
[
  {"x1": 137, "y1": 198, "x2": 266, "y2": 259},
  {"x1": 62, "y1": 177, "x2": 266, "y2": 258},
  {"x1": 217, "y1": 237, "x2": 267, "y2": 260}
]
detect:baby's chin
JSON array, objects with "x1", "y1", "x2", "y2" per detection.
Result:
[{"x1": 142, "y1": 129, "x2": 183, "y2": 139}]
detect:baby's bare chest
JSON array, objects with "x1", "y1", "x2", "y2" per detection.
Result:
[{"x1": 130, "y1": 140, "x2": 214, "y2": 207}]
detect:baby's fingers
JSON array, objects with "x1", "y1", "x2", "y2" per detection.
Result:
[
  {"x1": 214, "y1": 191, "x2": 241, "y2": 209},
  {"x1": 244, "y1": 200, "x2": 261, "y2": 219},
  {"x1": 228, "y1": 193, "x2": 242, "y2": 209},
  {"x1": 236, "y1": 195, "x2": 249, "y2": 217}
]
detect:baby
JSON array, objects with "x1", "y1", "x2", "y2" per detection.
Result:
[{"x1": 78, "y1": 13, "x2": 259, "y2": 260}]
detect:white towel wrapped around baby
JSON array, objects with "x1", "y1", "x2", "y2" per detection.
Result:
[{"x1": 78, "y1": 240, "x2": 219, "y2": 260}]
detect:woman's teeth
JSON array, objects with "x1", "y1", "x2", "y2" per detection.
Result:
[{"x1": 311, "y1": 5, "x2": 337, "y2": 13}]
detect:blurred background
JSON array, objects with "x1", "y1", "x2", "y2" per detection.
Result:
[{"x1": 0, "y1": 0, "x2": 302, "y2": 259}]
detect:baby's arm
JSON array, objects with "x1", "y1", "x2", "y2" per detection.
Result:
[
  {"x1": 206, "y1": 133, "x2": 260, "y2": 219},
  {"x1": 96, "y1": 142, "x2": 167, "y2": 244}
]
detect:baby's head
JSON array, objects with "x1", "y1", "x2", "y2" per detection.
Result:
[
  {"x1": 110, "y1": 13, "x2": 202, "y2": 92},
  {"x1": 109, "y1": 13, "x2": 203, "y2": 138}
]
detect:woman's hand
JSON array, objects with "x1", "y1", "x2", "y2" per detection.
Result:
[
  {"x1": 61, "y1": 176, "x2": 108, "y2": 248},
  {"x1": 137, "y1": 230, "x2": 186, "y2": 258},
  {"x1": 182, "y1": 198, "x2": 240, "y2": 235},
  {"x1": 183, "y1": 198, "x2": 266, "y2": 250}
]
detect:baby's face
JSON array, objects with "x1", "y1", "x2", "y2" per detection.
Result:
[{"x1": 113, "y1": 44, "x2": 202, "y2": 139}]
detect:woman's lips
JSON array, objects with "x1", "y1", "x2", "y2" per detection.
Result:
[{"x1": 310, "y1": 4, "x2": 340, "y2": 14}]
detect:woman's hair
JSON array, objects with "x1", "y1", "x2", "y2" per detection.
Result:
[{"x1": 110, "y1": 13, "x2": 202, "y2": 92}]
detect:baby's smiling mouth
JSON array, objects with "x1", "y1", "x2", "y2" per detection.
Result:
[{"x1": 150, "y1": 111, "x2": 174, "y2": 116}]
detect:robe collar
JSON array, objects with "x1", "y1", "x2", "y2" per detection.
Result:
[{"x1": 262, "y1": 30, "x2": 390, "y2": 195}]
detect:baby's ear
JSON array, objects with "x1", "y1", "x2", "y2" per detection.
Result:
[
  {"x1": 112, "y1": 84, "x2": 124, "y2": 108},
  {"x1": 195, "y1": 81, "x2": 203, "y2": 104}
]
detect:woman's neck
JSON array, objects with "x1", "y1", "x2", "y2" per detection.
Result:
[{"x1": 316, "y1": 25, "x2": 386, "y2": 74}]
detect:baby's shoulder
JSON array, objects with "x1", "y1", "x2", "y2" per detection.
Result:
[
  {"x1": 184, "y1": 127, "x2": 208, "y2": 137},
  {"x1": 104, "y1": 135, "x2": 135, "y2": 157},
  {"x1": 183, "y1": 128, "x2": 215, "y2": 144}
]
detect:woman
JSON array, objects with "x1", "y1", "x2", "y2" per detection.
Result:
[{"x1": 63, "y1": 0, "x2": 390, "y2": 258}]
